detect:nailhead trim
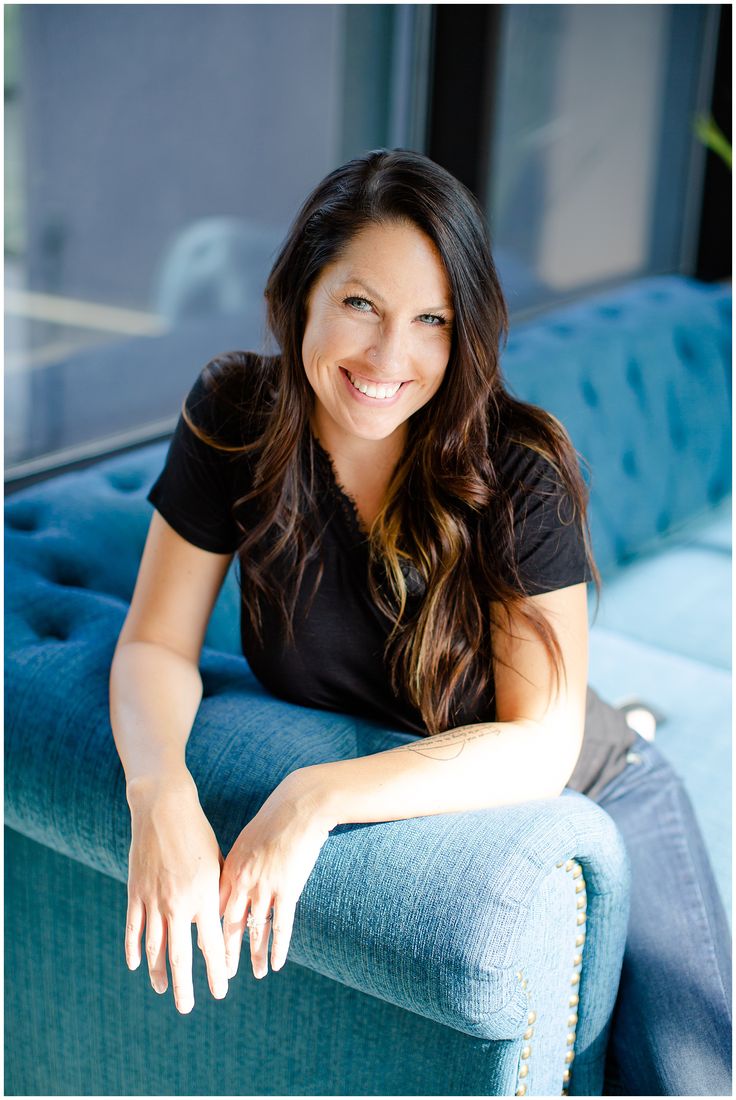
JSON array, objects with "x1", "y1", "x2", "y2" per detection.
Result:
[
  {"x1": 517, "y1": 858, "x2": 588, "y2": 1097},
  {"x1": 514, "y1": 971, "x2": 536, "y2": 1095},
  {"x1": 559, "y1": 858, "x2": 586, "y2": 1094}
]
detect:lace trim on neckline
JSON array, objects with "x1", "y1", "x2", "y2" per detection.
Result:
[{"x1": 310, "y1": 432, "x2": 371, "y2": 542}]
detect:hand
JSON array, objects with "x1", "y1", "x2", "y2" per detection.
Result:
[
  {"x1": 219, "y1": 772, "x2": 331, "y2": 980},
  {"x1": 125, "y1": 769, "x2": 229, "y2": 1014}
]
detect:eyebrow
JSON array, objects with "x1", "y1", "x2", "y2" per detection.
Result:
[{"x1": 342, "y1": 274, "x2": 454, "y2": 312}]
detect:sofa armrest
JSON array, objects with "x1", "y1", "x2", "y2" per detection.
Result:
[{"x1": 7, "y1": 572, "x2": 629, "y2": 1067}]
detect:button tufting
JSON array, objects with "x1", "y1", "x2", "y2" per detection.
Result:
[
  {"x1": 674, "y1": 330, "x2": 696, "y2": 363},
  {"x1": 621, "y1": 449, "x2": 638, "y2": 477},
  {"x1": 655, "y1": 510, "x2": 670, "y2": 534},
  {"x1": 580, "y1": 379, "x2": 599, "y2": 407},
  {"x1": 6, "y1": 508, "x2": 40, "y2": 532},
  {"x1": 108, "y1": 472, "x2": 145, "y2": 493}
]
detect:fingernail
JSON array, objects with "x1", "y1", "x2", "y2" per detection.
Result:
[
  {"x1": 178, "y1": 998, "x2": 194, "y2": 1014},
  {"x1": 153, "y1": 979, "x2": 166, "y2": 994},
  {"x1": 254, "y1": 967, "x2": 267, "y2": 980},
  {"x1": 226, "y1": 959, "x2": 238, "y2": 979},
  {"x1": 214, "y1": 980, "x2": 228, "y2": 998}
]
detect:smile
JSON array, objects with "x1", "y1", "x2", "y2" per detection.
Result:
[{"x1": 342, "y1": 367, "x2": 407, "y2": 401}]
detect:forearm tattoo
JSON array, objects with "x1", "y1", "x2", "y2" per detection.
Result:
[{"x1": 390, "y1": 723, "x2": 505, "y2": 761}]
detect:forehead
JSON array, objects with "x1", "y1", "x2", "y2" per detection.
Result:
[{"x1": 325, "y1": 221, "x2": 451, "y2": 299}]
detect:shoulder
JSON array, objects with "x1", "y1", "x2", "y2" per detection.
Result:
[
  {"x1": 496, "y1": 434, "x2": 566, "y2": 502},
  {"x1": 185, "y1": 350, "x2": 279, "y2": 446}
]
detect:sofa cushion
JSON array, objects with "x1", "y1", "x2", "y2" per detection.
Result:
[
  {"x1": 589, "y1": 626, "x2": 731, "y2": 920},
  {"x1": 588, "y1": 532, "x2": 731, "y2": 670}
]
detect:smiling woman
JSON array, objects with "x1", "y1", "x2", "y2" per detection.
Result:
[{"x1": 109, "y1": 148, "x2": 732, "y2": 1095}]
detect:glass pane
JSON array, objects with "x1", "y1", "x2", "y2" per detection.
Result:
[
  {"x1": 487, "y1": 4, "x2": 713, "y2": 316},
  {"x1": 5, "y1": 3, "x2": 421, "y2": 477}
]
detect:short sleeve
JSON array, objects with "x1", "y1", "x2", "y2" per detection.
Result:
[
  {"x1": 501, "y1": 441, "x2": 594, "y2": 596},
  {"x1": 146, "y1": 367, "x2": 241, "y2": 554}
]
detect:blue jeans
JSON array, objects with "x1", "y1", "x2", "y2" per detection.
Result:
[{"x1": 595, "y1": 734, "x2": 732, "y2": 1096}]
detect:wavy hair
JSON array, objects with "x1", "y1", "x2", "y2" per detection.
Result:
[{"x1": 184, "y1": 148, "x2": 601, "y2": 735}]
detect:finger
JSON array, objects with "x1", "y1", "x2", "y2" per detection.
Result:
[
  {"x1": 145, "y1": 907, "x2": 168, "y2": 995},
  {"x1": 167, "y1": 915, "x2": 195, "y2": 1014},
  {"x1": 195, "y1": 907, "x2": 229, "y2": 999},
  {"x1": 218, "y1": 875, "x2": 231, "y2": 921},
  {"x1": 247, "y1": 896, "x2": 274, "y2": 980},
  {"x1": 125, "y1": 894, "x2": 145, "y2": 970},
  {"x1": 270, "y1": 897, "x2": 295, "y2": 973},
  {"x1": 222, "y1": 886, "x2": 249, "y2": 978}
]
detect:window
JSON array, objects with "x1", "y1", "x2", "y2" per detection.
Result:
[{"x1": 5, "y1": 4, "x2": 432, "y2": 481}]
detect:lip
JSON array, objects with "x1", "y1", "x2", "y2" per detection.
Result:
[{"x1": 339, "y1": 366, "x2": 409, "y2": 406}]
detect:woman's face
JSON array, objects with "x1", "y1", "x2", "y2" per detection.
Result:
[{"x1": 301, "y1": 220, "x2": 454, "y2": 448}]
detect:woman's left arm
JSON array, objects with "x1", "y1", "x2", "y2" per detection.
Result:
[{"x1": 221, "y1": 581, "x2": 588, "y2": 977}]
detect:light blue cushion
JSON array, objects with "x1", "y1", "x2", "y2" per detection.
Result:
[
  {"x1": 589, "y1": 540, "x2": 731, "y2": 670},
  {"x1": 589, "y1": 626, "x2": 731, "y2": 920}
]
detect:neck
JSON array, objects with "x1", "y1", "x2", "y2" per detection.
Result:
[{"x1": 309, "y1": 411, "x2": 407, "y2": 478}]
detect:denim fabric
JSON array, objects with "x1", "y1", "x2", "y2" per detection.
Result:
[{"x1": 595, "y1": 735, "x2": 732, "y2": 1096}]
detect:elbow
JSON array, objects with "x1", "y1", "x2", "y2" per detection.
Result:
[{"x1": 523, "y1": 715, "x2": 585, "y2": 799}]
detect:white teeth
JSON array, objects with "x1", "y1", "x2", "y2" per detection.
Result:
[{"x1": 346, "y1": 371, "x2": 402, "y2": 399}]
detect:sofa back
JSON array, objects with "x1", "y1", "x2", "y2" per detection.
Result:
[
  {"x1": 7, "y1": 274, "x2": 730, "y2": 660},
  {"x1": 501, "y1": 274, "x2": 731, "y2": 575}
]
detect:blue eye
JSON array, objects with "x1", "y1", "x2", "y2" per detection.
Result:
[
  {"x1": 419, "y1": 314, "x2": 447, "y2": 327},
  {"x1": 343, "y1": 296, "x2": 373, "y2": 312}
]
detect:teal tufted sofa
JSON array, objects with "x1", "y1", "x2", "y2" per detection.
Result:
[{"x1": 5, "y1": 274, "x2": 730, "y2": 1095}]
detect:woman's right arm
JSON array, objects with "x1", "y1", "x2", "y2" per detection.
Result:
[{"x1": 109, "y1": 509, "x2": 235, "y2": 1013}]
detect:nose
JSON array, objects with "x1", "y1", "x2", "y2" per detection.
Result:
[{"x1": 366, "y1": 320, "x2": 410, "y2": 378}]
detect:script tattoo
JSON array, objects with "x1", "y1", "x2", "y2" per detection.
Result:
[{"x1": 390, "y1": 723, "x2": 504, "y2": 761}]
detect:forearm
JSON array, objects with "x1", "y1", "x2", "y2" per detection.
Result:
[
  {"x1": 109, "y1": 640, "x2": 203, "y2": 797},
  {"x1": 294, "y1": 718, "x2": 582, "y2": 829}
]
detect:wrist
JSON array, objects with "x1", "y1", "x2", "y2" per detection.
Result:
[
  {"x1": 126, "y1": 764, "x2": 196, "y2": 811},
  {"x1": 278, "y1": 764, "x2": 342, "y2": 834}
]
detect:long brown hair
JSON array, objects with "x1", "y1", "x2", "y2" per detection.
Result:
[{"x1": 184, "y1": 149, "x2": 601, "y2": 735}]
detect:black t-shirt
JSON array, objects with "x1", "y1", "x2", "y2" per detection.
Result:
[{"x1": 147, "y1": 352, "x2": 633, "y2": 795}]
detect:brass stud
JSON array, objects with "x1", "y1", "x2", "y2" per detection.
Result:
[
  {"x1": 521, "y1": 978, "x2": 528, "y2": 990},
  {"x1": 567, "y1": 1013, "x2": 578, "y2": 1028},
  {"x1": 576, "y1": 897, "x2": 586, "y2": 910},
  {"x1": 527, "y1": 1010, "x2": 537, "y2": 1025},
  {"x1": 556, "y1": 860, "x2": 564, "y2": 868},
  {"x1": 563, "y1": 1069, "x2": 571, "y2": 1083},
  {"x1": 575, "y1": 933, "x2": 585, "y2": 947},
  {"x1": 572, "y1": 866, "x2": 582, "y2": 879},
  {"x1": 566, "y1": 1031, "x2": 576, "y2": 1046},
  {"x1": 565, "y1": 859, "x2": 575, "y2": 871},
  {"x1": 523, "y1": 1026, "x2": 534, "y2": 1040},
  {"x1": 569, "y1": 994, "x2": 579, "y2": 1007},
  {"x1": 516, "y1": 1087, "x2": 527, "y2": 1097},
  {"x1": 521, "y1": 1045, "x2": 531, "y2": 1060},
  {"x1": 565, "y1": 1050, "x2": 575, "y2": 1065},
  {"x1": 570, "y1": 972, "x2": 580, "y2": 986},
  {"x1": 518, "y1": 1064, "x2": 529, "y2": 1080},
  {"x1": 576, "y1": 912, "x2": 587, "y2": 926},
  {"x1": 575, "y1": 880, "x2": 585, "y2": 894},
  {"x1": 573, "y1": 954, "x2": 582, "y2": 967},
  {"x1": 516, "y1": 970, "x2": 523, "y2": 981}
]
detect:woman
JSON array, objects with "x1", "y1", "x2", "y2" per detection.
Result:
[{"x1": 109, "y1": 149, "x2": 731, "y2": 1095}]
